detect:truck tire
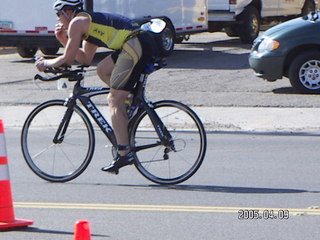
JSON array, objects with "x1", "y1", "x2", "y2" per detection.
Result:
[
  {"x1": 17, "y1": 47, "x2": 38, "y2": 58},
  {"x1": 156, "y1": 21, "x2": 175, "y2": 56},
  {"x1": 40, "y1": 47, "x2": 60, "y2": 56},
  {"x1": 288, "y1": 50, "x2": 320, "y2": 94},
  {"x1": 237, "y1": 6, "x2": 260, "y2": 44},
  {"x1": 224, "y1": 26, "x2": 239, "y2": 37},
  {"x1": 302, "y1": 0, "x2": 315, "y2": 16}
]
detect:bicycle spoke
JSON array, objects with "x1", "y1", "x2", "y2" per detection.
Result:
[{"x1": 31, "y1": 143, "x2": 56, "y2": 159}]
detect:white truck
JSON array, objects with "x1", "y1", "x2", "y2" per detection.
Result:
[
  {"x1": 0, "y1": 0, "x2": 208, "y2": 58},
  {"x1": 207, "y1": 0, "x2": 317, "y2": 43}
]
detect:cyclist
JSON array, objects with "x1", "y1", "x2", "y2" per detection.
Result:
[{"x1": 35, "y1": 0, "x2": 157, "y2": 174}]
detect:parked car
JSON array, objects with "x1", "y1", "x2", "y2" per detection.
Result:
[{"x1": 249, "y1": 10, "x2": 320, "y2": 93}]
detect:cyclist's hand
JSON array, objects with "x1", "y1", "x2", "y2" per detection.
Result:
[{"x1": 35, "y1": 57, "x2": 47, "y2": 72}]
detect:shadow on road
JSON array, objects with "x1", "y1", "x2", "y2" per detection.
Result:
[
  {"x1": 9, "y1": 226, "x2": 109, "y2": 238},
  {"x1": 181, "y1": 38, "x2": 251, "y2": 50},
  {"x1": 10, "y1": 38, "x2": 251, "y2": 71},
  {"x1": 273, "y1": 87, "x2": 320, "y2": 95},
  {"x1": 152, "y1": 184, "x2": 319, "y2": 194},
  {"x1": 70, "y1": 182, "x2": 319, "y2": 194},
  {"x1": 166, "y1": 50, "x2": 250, "y2": 70}
]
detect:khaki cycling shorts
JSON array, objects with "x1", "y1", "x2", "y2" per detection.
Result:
[{"x1": 110, "y1": 36, "x2": 142, "y2": 90}]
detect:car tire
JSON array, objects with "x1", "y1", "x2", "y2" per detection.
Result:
[
  {"x1": 237, "y1": 6, "x2": 260, "y2": 44},
  {"x1": 288, "y1": 50, "x2": 320, "y2": 94},
  {"x1": 156, "y1": 21, "x2": 175, "y2": 56},
  {"x1": 17, "y1": 47, "x2": 38, "y2": 58},
  {"x1": 224, "y1": 26, "x2": 239, "y2": 37},
  {"x1": 40, "y1": 47, "x2": 60, "y2": 56}
]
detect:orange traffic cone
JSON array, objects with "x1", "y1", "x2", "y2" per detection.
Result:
[
  {"x1": 0, "y1": 119, "x2": 33, "y2": 230},
  {"x1": 74, "y1": 220, "x2": 91, "y2": 240}
]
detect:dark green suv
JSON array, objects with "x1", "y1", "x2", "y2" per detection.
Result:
[{"x1": 249, "y1": 11, "x2": 320, "y2": 93}]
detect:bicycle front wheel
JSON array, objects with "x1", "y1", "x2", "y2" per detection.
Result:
[
  {"x1": 21, "y1": 100, "x2": 95, "y2": 182},
  {"x1": 130, "y1": 100, "x2": 207, "y2": 185}
]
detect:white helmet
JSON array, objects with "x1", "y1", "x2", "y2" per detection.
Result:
[{"x1": 53, "y1": 0, "x2": 83, "y2": 11}]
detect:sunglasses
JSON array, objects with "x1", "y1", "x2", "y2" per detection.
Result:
[{"x1": 56, "y1": 8, "x2": 74, "y2": 17}]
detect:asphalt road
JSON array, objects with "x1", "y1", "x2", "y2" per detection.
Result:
[
  {"x1": 1, "y1": 32, "x2": 320, "y2": 108},
  {"x1": 2, "y1": 128, "x2": 320, "y2": 240},
  {"x1": 1, "y1": 33, "x2": 320, "y2": 239}
]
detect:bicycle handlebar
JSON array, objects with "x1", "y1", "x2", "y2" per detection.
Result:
[
  {"x1": 34, "y1": 57, "x2": 166, "y2": 82},
  {"x1": 34, "y1": 65, "x2": 89, "y2": 82}
]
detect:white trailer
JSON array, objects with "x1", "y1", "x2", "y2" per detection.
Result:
[
  {"x1": 89, "y1": 0, "x2": 208, "y2": 56},
  {"x1": 0, "y1": 0, "x2": 60, "y2": 57},
  {"x1": 0, "y1": 0, "x2": 208, "y2": 58}
]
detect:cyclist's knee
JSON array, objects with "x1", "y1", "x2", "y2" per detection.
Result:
[
  {"x1": 108, "y1": 90, "x2": 129, "y2": 108},
  {"x1": 97, "y1": 57, "x2": 114, "y2": 85}
]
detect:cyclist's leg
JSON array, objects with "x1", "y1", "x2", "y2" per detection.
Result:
[
  {"x1": 108, "y1": 88, "x2": 131, "y2": 155},
  {"x1": 102, "y1": 37, "x2": 143, "y2": 173},
  {"x1": 96, "y1": 53, "x2": 116, "y2": 86},
  {"x1": 109, "y1": 37, "x2": 142, "y2": 154}
]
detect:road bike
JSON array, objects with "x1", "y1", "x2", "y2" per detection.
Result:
[
  {"x1": 20, "y1": 59, "x2": 207, "y2": 185},
  {"x1": 20, "y1": 18, "x2": 206, "y2": 185}
]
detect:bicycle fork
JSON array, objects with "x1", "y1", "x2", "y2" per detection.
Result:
[{"x1": 53, "y1": 98, "x2": 77, "y2": 144}]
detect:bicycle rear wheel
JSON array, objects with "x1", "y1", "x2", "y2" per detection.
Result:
[
  {"x1": 130, "y1": 100, "x2": 206, "y2": 185},
  {"x1": 21, "y1": 100, "x2": 95, "y2": 182}
]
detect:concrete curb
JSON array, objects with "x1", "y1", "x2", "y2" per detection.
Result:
[
  {"x1": 195, "y1": 107, "x2": 320, "y2": 133},
  {"x1": 1, "y1": 105, "x2": 319, "y2": 133}
]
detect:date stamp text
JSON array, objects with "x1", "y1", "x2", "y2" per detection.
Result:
[{"x1": 238, "y1": 209, "x2": 289, "y2": 220}]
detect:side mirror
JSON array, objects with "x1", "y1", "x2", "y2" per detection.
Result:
[{"x1": 140, "y1": 18, "x2": 166, "y2": 33}]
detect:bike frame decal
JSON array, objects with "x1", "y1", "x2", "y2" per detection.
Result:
[{"x1": 84, "y1": 100, "x2": 113, "y2": 134}]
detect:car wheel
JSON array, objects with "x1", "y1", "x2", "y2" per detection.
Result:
[
  {"x1": 237, "y1": 6, "x2": 260, "y2": 44},
  {"x1": 17, "y1": 47, "x2": 38, "y2": 58},
  {"x1": 40, "y1": 47, "x2": 60, "y2": 56},
  {"x1": 288, "y1": 51, "x2": 320, "y2": 93},
  {"x1": 156, "y1": 22, "x2": 175, "y2": 56},
  {"x1": 224, "y1": 26, "x2": 239, "y2": 37}
]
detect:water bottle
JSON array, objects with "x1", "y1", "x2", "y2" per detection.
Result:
[{"x1": 57, "y1": 78, "x2": 68, "y2": 90}]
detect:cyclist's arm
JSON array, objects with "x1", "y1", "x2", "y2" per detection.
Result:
[
  {"x1": 74, "y1": 41, "x2": 98, "y2": 65},
  {"x1": 43, "y1": 17, "x2": 97, "y2": 68}
]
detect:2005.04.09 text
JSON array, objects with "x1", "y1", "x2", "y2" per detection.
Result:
[{"x1": 238, "y1": 209, "x2": 289, "y2": 220}]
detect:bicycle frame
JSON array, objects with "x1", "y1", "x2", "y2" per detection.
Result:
[
  {"x1": 130, "y1": 73, "x2": 174, "y2": 150},
  {"x1": 56, "y1": 80, "x2": 117, "y2": 147},
  {"x1": 55, "y1": 71, "x2": 173, "y2": 152}
]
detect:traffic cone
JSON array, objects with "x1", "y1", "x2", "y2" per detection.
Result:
[
  {"x1": 73, "y1": 220, "x2": 91, "y2": 240},
  {"x1": 0, "y1": 119, "x2": 33, "y2": 230}
]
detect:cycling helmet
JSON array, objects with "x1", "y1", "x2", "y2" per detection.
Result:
[{"x1": 53, "y1": 0, "x2": 84, "y2": 11}]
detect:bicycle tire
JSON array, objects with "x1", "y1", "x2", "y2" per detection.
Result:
[
  {"x1": 129, "y1": 100, "x2": 207, "y2": 185},
  {"x1": 21, "y1": 100, "x2": 95, "y2": 182}
]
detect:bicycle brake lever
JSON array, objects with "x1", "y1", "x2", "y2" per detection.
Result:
[
  {"x1": 34, "y1": 74, "x2": 44, "y2": 80},
  {"x1": 34, "y1": 73, "x2": 63, "y2": 81},
  {"x1": 33, "y1": 75, "x2": 44, "y2": 90}
]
